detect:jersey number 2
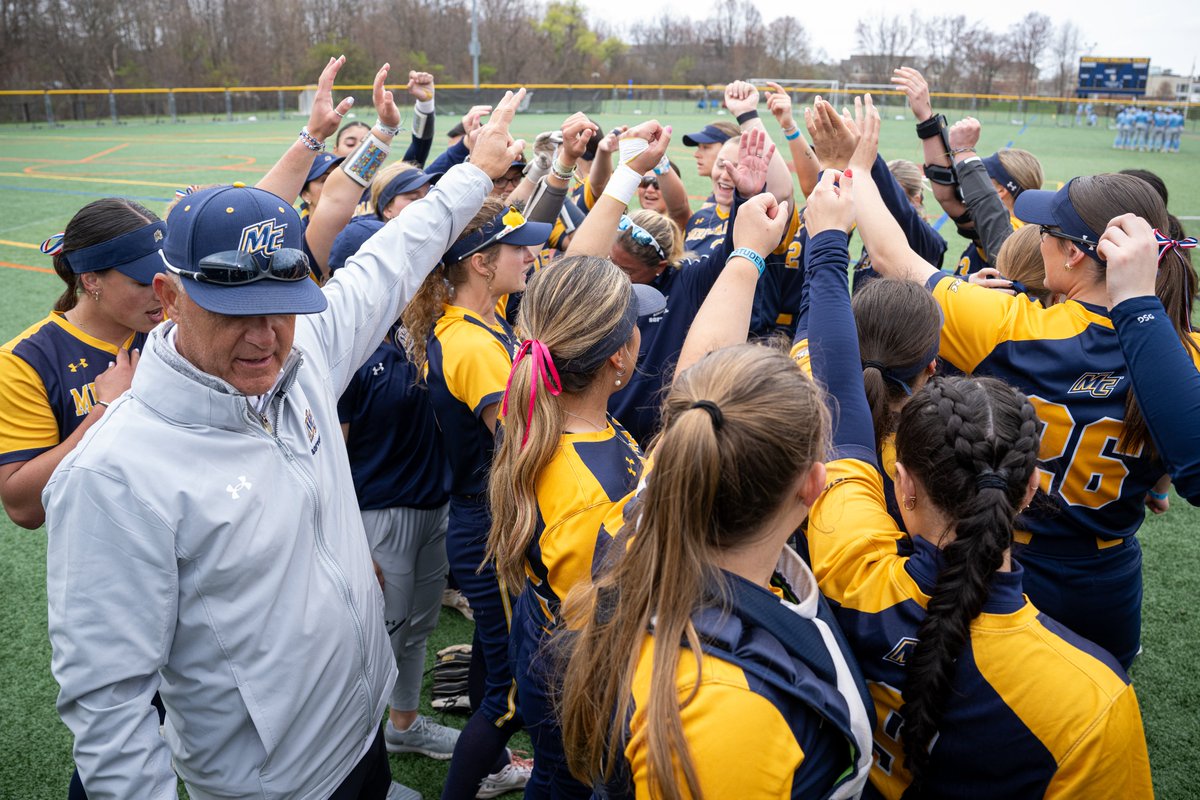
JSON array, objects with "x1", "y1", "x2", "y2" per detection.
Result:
[{"x1": 1028, "y1": 396, "x2": 1142, "y2": 510}]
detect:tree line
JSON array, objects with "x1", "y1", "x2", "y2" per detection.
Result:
[{"x1": 0, "y1": 0, "x2": 1091, "y2": 94}]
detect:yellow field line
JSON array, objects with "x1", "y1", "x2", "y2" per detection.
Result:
[
  {"x1": 0, "y1": 238, "x2": 40, "y2": 250},
  {"x1": 0, "y1": 171, "x2": 181, "y2": 189}
]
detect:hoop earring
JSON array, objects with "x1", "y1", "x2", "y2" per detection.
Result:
[{"x1": 903, "y1": 496, "x2": 916, "y2": 511}]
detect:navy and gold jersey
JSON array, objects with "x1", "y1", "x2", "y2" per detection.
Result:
[
  {"x1": 337, "y1": 335, "x2": 449, "y2": 511},
  {"x1": 425, "y1": 305, "x2": 518, "y2": 497},
  {"x1": 523, "y1": 418, "x2": 642, "y2": 628},
  {"x1": 930, "y1": 273, "x2": 1200, "y2": 542},
  {"x1": 0, "y1": 313, "x2": 144, "y2": 465},
  {"x1": 809, "y1": 457, "x2": 1153, "y2": 799},
  {"x1": 684, "y1": 202, "x2": 729, "y2": 261}
]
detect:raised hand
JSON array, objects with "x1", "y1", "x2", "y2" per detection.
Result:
[
  {"x1": 732, "y1": 193, "x2": 790, "y2": 257},
  {"x1": 618, "y1": 120, "x2": 672, "y2": 175},
  {"x1": 892, "y1": 66, "x2": 933, "y2": 122},
  {"x1": 732, "y1": 128, "x2": 774, "y2": 197},
  {"x1": 307, "y1": 56, "x2": 355, "y2": 142},
  {"x1": 470, "y1": 88, "x2": 528, "y2": 179},
  {"x1": 1098, "y1": 213, "x2": 1162, "y2": 308},
  {"x1": 407, "y1": 70, "x2": 435, "y2": 101},
  {"x1": 597, "y1": 125, "x2": 629, "y2": 154},
  {"x1": 948, "y1": 117, "x2": 982, "y2": 154},
  {"x1": 374, "y1": 63, "x2": 401, "y2": 130},
  {"x1": 805, "y1": 96, "x2": 859, "y2": 172},
  {"x1": 724, "y1": 80, "x2": 760, "y2": 117},
  {"x1": 94, "y1": 347, "x2": 140, "y2": 405},
  {"x1": 765, "y1": 81, "x2": 796, "y2": 131},
  {"x1": 848, "y1": 94, "x2": 880, "y2": 172},
  {"x1": 804, "y1": 169, "x2": 855, "y2": 236},
  {"x1": 560, "y1": 113, "x2": 597, "y2": 162},
  {"x1": 461, "y1": 105, "x2": 492, "y2": 151}
]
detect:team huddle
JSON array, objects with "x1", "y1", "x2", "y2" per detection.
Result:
[{"x1": 3, "y1": 55, "x2": 1198, "y2": 800}]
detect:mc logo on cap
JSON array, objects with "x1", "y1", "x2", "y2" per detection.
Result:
[{"x1": 238, "y1": 219, "x2": 288, "y2": 258}]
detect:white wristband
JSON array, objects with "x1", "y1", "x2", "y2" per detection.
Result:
[
  {"x1": 602, "y1": 164, "x2": 641, "y2": 206},
  {"x1": 414, "y1": 98, "x2": 435, "y2": 115},
  {"x1": 617, "y1": 136, "x2": 648, "y2": 164}
]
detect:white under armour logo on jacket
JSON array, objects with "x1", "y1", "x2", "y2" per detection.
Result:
[{"x1": 226, "y1": 476, "x2": 252, "y2": 499}]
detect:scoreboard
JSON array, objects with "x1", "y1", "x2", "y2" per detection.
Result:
[{"x1": 1078, "y1": 57, "x2": 1150, "y2": 96}]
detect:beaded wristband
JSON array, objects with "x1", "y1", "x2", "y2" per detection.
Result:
[
  {"x1": 298, "y1": 128, "x2": 325, "y2": 152},
  {"x1": 342, "y1": 132, "x2": 391, "y2": 187},
  {"x1": 375, "y1": 118, "x2": 401, "y2": 137},
  {"x1": 730, "y1": 247, "x2": 766, "y2": 275},
  {"x1": 550, "y1": 158, "x2": 575, "y2": 182}
]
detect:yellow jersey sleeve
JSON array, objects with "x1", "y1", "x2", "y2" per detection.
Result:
[
  {"x1": 1042, "y1": 685, "x2": 1152, "y2": 799},
  {"x1": 930, "y1": 274, "x2": 1023, "y2": 373},
  {"x1": 790, "y1": 338, "x2": 812, "y2": 376},
  {"x1": 441, "y1": 327, "x2": 512, "y2": 417},
  {"x1": 772, "y1": 201, "x2": 802, "y2": 256},
  {"x1": 807, "y1": 458, "x2": 915, "y2": 612},
  {"x1": 0, "y1": 350, "x2": 60, "y2": 464}
]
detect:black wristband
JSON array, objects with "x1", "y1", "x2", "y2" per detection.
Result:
[
  {"x1": 916, "y1": 114, "x2": 947, "y2": 140},
  {"x1": 924, "y1": 163, "x2": 957, "y2": 187},
  {"x1": 736, "y1": 109, "x2": 759, "y2": 125}
]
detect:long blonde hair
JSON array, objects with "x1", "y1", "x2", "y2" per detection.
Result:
[
  {"x1": 619, "y1": 209, "x2": 690, "y2": 269},
  {"x1": 558, "y1": 345, "x2": 830, "y2": 800},
  {"x1": 401, "y1": 197, "x2": 506, "y2": 373},
  {"x1": 486, "y1": 256, "x2": 636, "y2": 588}
]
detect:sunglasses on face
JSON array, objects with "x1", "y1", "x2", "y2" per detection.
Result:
[
  {"x1": 618, "y1": 215, "x2": 666, "y2": 260},
  {"x1": 166, "y1": 248, "x2": 312, "y2": 285},
  {"x1": 639, "y1": 176, "x2": 659, "y2": 189},
  {"x1": 1038, "y1": 225, "x2": 1095, "y2": 249}
]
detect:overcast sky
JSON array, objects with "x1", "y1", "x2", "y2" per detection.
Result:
[{"x1": 589, "y1": 0, "x2": 1199, "y2": 77}]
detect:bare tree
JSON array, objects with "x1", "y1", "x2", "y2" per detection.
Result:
[
  {"x1": 1051, "y1": 21, "x2": 1090, "y2": 100},
  {"x1": 1008, "y1": 11, "x2": 1053, "y2": 95},
  {"x1": 854, "y1": 12, "x2": 919, "y2": 84},
  {"x1": 764, "y1": 15, "x2": 811, "y2": 76}
]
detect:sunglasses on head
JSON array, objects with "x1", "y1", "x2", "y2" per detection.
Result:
[
  {"x1": 639, "y1": 176, "x2": 659, "y2": 189},
  {"x1": 618, "y1": 215, "x2": 666, "y2": 260},
  {"x1": 165, "y1": 248, "x2": 312, "y2": 285}
]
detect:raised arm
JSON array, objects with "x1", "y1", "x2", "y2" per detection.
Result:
[
  {"x1": 256, "y1": 56, "x2": 355, "y2": 202},
  {"x1": 675, "y1": 136, "x2": 790, "y2": 376},
  {"x1": 565, "y1": 121, "x2": 672, "y2": 258},
  {"x1": 427, "y1": 105, "x2": 491, "y2": 174},
  {"x1": 305, "y1": 63, "x2": 401, "y2": 275},
  {"x1": 766, "y1": 81, "x2": 820, "y2": 198},
  {"x1": 587, "y1": 126, "x2": 624, "y2": 202},
  {"x1": 948, "y1": 117, "x2": 1012, "y2": 265},
  {"x1": 1102, "y1": 215, "x2": 1200, "y2": 505},
  {"x1": 725, "y1": 80, "x2": 793, "y2": 207},
  {"x1": 891, "y1": 66, "x2": 967, "y2": 219},
  {"x1": 312, "y1": 89, "x2": 527, "y2": 394},
  {"x1": 844, "y1": 96, "x2": 939, "y2": 286},
  {"x1": 804, "y1": 169, "x2": 877, "y2": 464},
  {"x1": 401, "y1": 71, "x2": 436, "y2": 167}
]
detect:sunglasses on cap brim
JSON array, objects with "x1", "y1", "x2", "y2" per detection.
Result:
[{"x1": 164, "y1": 248, "x2": 312, "y2": 285}]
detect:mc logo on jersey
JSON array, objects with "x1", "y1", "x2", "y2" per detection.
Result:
[
  {"x1": 1068, "y1": 371, "x2": 1124, "y2": 398},
  {"x1": 238, "y1": 219, "x2": 288, "y2": 258},
  {"x1": 883, "y1": 637, "x2": 919, "y2": 666}
]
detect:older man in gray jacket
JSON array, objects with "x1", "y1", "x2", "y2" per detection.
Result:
[{"x1": 43, "y1": 92, "x2": 527, "y2": 800}]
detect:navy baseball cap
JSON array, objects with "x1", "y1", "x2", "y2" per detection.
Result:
[
  {"x1": 682, "y1": 125, "x2": 734, "y2": 147},
  {"x1": 163, "y1": 185, "x2": 327, "y2": 316},
  {"x1": 304, "y1": 153, "x2": 343, "y2": 189},
  {"x1": 375, "y1": 169, "x2": 441, "y2": 216},
  {"x1": 443, "y1": 206, "x2": 553, "y2": 264},
  {"x1": 1013, "y1": 179, "x2": 1104, "y2": 262},
  {"x1": 63, "y1": 220, "x2": 168, "y2": 284}
]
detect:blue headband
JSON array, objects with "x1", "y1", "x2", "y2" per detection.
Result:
[
  {"x1": 558, "y1": 292, "x2": 639, "y2": 375},
  {"x1": 63, "y1": 220, "x2": 167, "y2": 274},
  {"x1": 982, "y1": 153, "x2": 1023, "y2": 198}
]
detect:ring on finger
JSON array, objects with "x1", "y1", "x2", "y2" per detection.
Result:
[{"x1": 335, "y1": 109, "x2": 346, "y2": 118}]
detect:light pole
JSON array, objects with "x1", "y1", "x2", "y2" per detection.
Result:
[{"x1": 470, "y1": 0, "x2": 481, "y2": 89}]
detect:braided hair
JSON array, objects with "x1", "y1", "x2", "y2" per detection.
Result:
[{"x1": 892, "y1": 376, "x2": 1041, "y2": 797}]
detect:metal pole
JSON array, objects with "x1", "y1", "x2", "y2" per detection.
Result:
[
  {"x1": 109, "y1": 92, "x2": 118, "y2": 125},
  {"x1": 470, "y1": 0, "x2": 480, "y2": 90},
  {"x1": 278, "y1": 89, "x2": 285, "y2": 120},
  {"x1": 224, "y1": 89, "x2": 233, "y2": 122},
  {"x1": 44, "y1": 93, "x2": 56, "y2": 126},
  {"x1": 168, "y1": 90, "x2": 177, "y2": 123}
]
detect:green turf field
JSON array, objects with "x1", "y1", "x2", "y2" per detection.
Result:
[{"x1": 0, "y1": 108, "x2": 1198, "y2": 798}]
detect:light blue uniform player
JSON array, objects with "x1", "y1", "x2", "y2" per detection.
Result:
[{"x1": 1168, "y1": 110, "x2": 1184, "y2": 153}]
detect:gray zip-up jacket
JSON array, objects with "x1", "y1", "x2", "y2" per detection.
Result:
[{"x1": 44, "y1": 163, "x2": 492, "y2": 800}]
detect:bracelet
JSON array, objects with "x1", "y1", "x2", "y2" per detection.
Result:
[
  {"x1": 374, "y1": 117, "x2": 401, "y2": 137},
  {"x1": 342, "y1": 132, "x2": 391, "y2": 187},
  {"x1": 730, "y1": 247, "x2": 766, "y2": 276},
  {"x1": 950, "y1": 147, "x2": 976, "y2": 155},
  {"x1": 298, "y1": 128, "x2": 325, "y2": 152},
  {"x1": 735, "y1": 109, "x2": 759, "y2": 125},
  {"x1": 1149, "y1": 490, "x2": 1169, "y2": 500},
  {"x1": 94, "y1": 400, "x2": 111, "y2": 410},
  {"x1": 651, "y1": 154, "x2": 671, "y2": 175},
  {"x1": 915, "y1": 114, "x2": 946, "y2": 140},
  {"x1": 784, "y1": 128, "x2": 801, "y2": 141},
  {"x1": 550, "y1": 158, "x2": 575, "y2": 182},
  {"x1": 602, "y1": 163, "x2": 641, "y2": 206}
]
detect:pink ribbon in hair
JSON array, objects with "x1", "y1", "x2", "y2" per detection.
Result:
[
  {"x1": 502, "y1": 339, "x2": 562, "y2": 448},
  {"x1": 1154, "y1": 228, "x2": 1198, "y2": 263}
]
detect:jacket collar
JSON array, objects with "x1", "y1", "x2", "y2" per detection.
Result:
[
  {"x1": 904, "y1": 536, "x2": 1026, "y2": 615},
  {"x1": 132, "y1": 322, "x2": 303, "y2": 431}
]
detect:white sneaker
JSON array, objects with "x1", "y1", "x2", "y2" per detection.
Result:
[
  {"x1": 476, "y1": 755, "x2": 533, "y2": 798},
  {"x1": 384, "y1": 715, "x2": 460, "y2": 760},
  {"x1": 387, "y1": 782, "x2": 423, "y2": 800}
]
